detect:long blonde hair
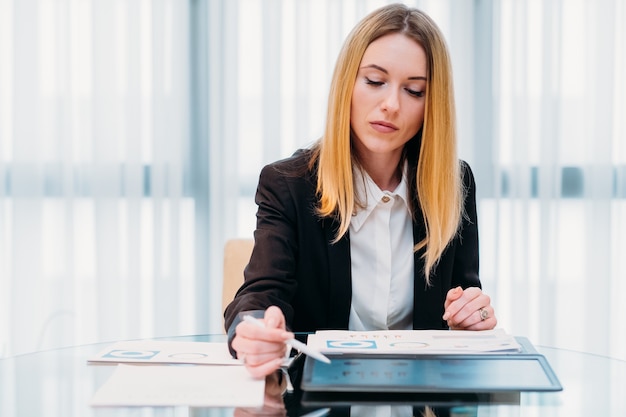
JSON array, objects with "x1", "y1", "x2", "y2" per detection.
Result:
[{"x1": 311, "y1": 4, "x2": 464, "y2": 284}]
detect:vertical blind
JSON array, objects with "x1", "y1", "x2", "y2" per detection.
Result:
[
  {"x1": 1, "y1": 0, "x2": 624, "y2": 365},
  {"x1": 482, "y1": 0, "x2": 625, "y2": 360},
  {"x1": 0, "y1": 0, "x2": 197, "y2": 355}
]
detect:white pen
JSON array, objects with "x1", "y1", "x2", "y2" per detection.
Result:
[{"x1": 242, "y1": 315, "x2": 331, "y2": 364}]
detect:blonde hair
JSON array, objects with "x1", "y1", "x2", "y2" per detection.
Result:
[{"x1": 311, "y1": 3, "x2": 464, "y2": 284}]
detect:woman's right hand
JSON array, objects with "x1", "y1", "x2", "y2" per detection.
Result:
[{"x1": 231, "y1": 306, "x2": 293, "y2": 378}]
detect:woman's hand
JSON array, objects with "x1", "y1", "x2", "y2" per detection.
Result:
[
  {"x1": 231, "y1": 306, "x2": 293, "y2": 378},
  {"x1": 443, "y1": 286, "x2": 497, "y2": 330}
]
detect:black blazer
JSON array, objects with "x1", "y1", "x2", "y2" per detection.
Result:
[{"x1": 224, "y1": 147, "x2": 480, "y2": 334}]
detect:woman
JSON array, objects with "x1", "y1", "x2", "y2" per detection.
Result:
[{"x1": 224, "y1": 3, "x2": 497, "y2": 378}]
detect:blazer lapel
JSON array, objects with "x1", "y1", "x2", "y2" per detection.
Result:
[
  {"x1": 412, "y1": 215, "x2": 446, "y2": 329},
  {"x1": 323, "y1": 217, "x2": 352, "y2": 329}
]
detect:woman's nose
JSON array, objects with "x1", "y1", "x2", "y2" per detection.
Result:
[{"x1": 380, "y1": 88, "x2": 400, "y2": 113}]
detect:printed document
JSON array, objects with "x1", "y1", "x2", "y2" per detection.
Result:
[
  {"x1": 306, "y1": 329, "x2": 522, "y2": 354},
  {"x1": 88, "y1": 340, "x2": 240, "y2": 365}
]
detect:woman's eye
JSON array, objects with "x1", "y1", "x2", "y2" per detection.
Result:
[
  {"x1": 365, "y1": 77, "x2": 384, "y2": 86},
  {"x1": 406, "y1": 88, "x2": 425, "y2": 97}
]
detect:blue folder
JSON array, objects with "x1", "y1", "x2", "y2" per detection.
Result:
[{"x1": 300, "y1": 337, "x2": 562, "y2": 395}]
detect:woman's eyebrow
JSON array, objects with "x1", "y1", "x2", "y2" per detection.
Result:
[
  {"x1": 360, "y1": 64, "x2": 427, "y2": 81},
  {"x1": 360, "y1": 64, "x2": 388, "y2": 73}
]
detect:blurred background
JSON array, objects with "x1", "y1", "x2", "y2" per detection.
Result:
[{"x1": 0, "y1": 0, "x2": 624, "y2": 361}]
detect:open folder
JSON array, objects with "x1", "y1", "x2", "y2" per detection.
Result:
[{"x1": 299, "y1": 331, "x2": 562, "y2": 396}]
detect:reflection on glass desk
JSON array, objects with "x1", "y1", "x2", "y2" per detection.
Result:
[{"x1": 0, "y1": 334, "x2": 624, "y2": 416}]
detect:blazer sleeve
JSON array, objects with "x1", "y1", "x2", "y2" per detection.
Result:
[
  {"x1": 223, "y1": 160, "x2": 303, "y2": 334},
  {"x1": 451, "y1": 160, "x2": 480, "y2": 288}
]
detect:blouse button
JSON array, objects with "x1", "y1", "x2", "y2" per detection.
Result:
[{"x1": 381, "y1": 196, "x2": 391, "y2": 203}]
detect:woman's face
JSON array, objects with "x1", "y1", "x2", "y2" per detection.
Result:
[{"x1": 350, "y1": 33, "x2": 427, "y2": 162}]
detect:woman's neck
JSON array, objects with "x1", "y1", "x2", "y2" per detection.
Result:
[{"x1": 358, "y1": 153, "x2": 403, "y2": 191}]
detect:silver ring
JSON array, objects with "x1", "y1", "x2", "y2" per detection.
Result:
[{"x1": 479, "y1": 308, "x2": 489, "y2": 321}]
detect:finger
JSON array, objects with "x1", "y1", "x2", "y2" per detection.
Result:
[
  {"x1": 232, "y1": 334, "x2": 288, "y2": 360},
  {"x1": 456, "y1": 312, "x2": 498, "y2": 330},
  {"x1": 443, "y1": 286, "x2": 463, "y2": 309},
  {"x1": 245, "y1": 358, "x2": 284, "y2": 379},
  {"x1": 448, "y1": 287, "x2": 485, "y2": 312},
  {"x1": 236, "y1": 320, "x2": 292, "y2": 344},
  {"x1": 443, "y1": 286, "x2": 478, "y2": 321},
  {"x1": 242, "y1": 350, "x2": 285, "y2": 367},
  {"x1": 445, "y1": 286, "x2": 463, "y2": 302},
  {"x1": 447, "y1": 298, "x2": 487, "y2": 327},
  {"x1": 235, "y1": 339, "x2": 285, "y2": 365},
  {"x1": 263, "y1": 306, "x2": 286, "y2": 330},
  {"x1": 450, "y1": 305, "x2": 497, "y2": 330},
  {"x1": 444, "y1": 288, "x2": 489, "y2": 326}
]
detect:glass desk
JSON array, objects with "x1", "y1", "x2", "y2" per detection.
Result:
[{"x1": 1, "y1": 334, "x2": 624, "y2": 416}]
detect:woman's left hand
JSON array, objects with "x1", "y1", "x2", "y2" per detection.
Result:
[{"x1": 443, "y1": 286, "x2": 497, "y2": 330}]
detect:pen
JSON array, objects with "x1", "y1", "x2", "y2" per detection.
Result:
[{"x1": 242, "y1": 315, "x2": 331, "y2": 364}]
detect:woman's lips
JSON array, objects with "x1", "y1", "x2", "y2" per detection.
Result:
[{"x1": 370, "y1": 121, "x2": 398, "y2": 133}]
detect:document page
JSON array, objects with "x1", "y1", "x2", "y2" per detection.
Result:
[
  {"x1": 88, "y1": 341, "x2": 240, "y2": 365},
  {"x1": 91, "y1": 364, "x2": 264, "y2": 407},
  {"x1": 306, "y1": 329, "x2": 521, "y2": 354}
]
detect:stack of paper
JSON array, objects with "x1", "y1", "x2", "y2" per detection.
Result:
[
  {"x1": 88, "y1": 340, "x2": 265, "y2": 408},
  {"x1": 91, "y1": 364, "x2": 264, "y2": 407},
  {"x1": 306, "y1": 329, "x2": 522, "y2": 354}
]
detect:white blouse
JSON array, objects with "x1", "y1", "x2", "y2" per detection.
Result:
[{"x1": 348, "y1": 165, "x2": 415, "y2": 331}]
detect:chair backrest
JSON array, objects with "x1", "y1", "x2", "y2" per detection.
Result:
[{"x1": 222, "y1": 238, "x2": 254, "y2": 314}]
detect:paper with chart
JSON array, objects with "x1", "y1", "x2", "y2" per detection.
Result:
[
  {"x1": 87, "y1": 340, "x2": 241, "y2": 365},
  {"x1": 91, "y1": 364, "x2": 264, "y2": 407},
  {"x1": 306, "y1": 329, "x2": 522, "y2": 354}
]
